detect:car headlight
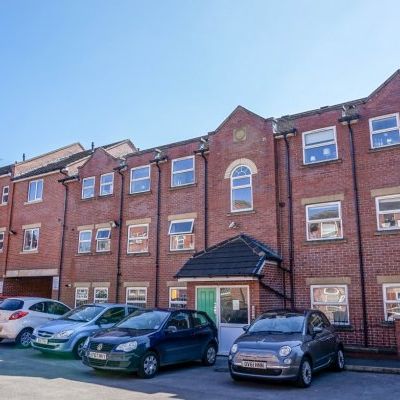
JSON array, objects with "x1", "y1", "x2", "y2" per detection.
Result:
[
  {"x1": 230, "y1": 344, "x2": 238, "y2": 354},
  {"x1": 83, "y1": 337, "x2": 90, "y2": 348},
  {"x1": 33, "y1": 328, "x2": 39, "y2": 336},
  {"x1": 278, "y1": 345, "x2": 292, "y2": 357},
  {"x1": 115, "y1": 341, "x2": 138, "y2": 352},
  {"x1": 53, "y1": 329, "x2": 74, "y2": 339}
]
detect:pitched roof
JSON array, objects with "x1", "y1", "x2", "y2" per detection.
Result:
[
  {"x1": 175, "y1": 234, "x2": 282, "y2": 279},
  {"x1": 0, "y1": 164, "x2": 12, "y2": 176}
]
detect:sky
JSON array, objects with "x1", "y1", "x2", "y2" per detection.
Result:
[{"x1": 1, "y1": 0, "x2": 400, "y2": 165}]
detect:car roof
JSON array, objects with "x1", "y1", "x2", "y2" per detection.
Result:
[
  {"x1": 6, "y1": 297, "x2": 55, "y2": 302},
  {"x1": 79, "y1": 303, "x2": 129, "y2": 308},
  {"x1": 261, "y1": 309, "x2": 308, "y2": 316}
]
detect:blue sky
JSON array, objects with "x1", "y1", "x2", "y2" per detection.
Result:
[{"x1": 1, "y1": 0, "x2": 399, "y2": 165}]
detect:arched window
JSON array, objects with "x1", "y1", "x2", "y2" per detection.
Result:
[{"x1": 231, "y1": 165, "x2": 253, "y2": 212}]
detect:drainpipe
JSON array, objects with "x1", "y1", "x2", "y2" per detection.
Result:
[
  {"x1": 339, "y1": 110, "x2": 369, "y2": 347},
  {"x1": 4, "y1": 172, "x2": 15, "y2": 280}
]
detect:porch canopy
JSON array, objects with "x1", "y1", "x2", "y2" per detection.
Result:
[{"x1": 175, "y1": 234, "x2": 282, "y2": 280}]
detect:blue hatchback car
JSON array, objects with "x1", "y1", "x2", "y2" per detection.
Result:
[
  {"x1": 31, "y1": 303, "x2": 137, "y2": 358},
  {"x1": 82, "y1": 308, "x2": 219, "y2": 378}
]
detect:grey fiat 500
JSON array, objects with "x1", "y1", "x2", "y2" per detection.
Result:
[{"x1": 228, "y1": 309, "x2": 345, "y2": 387}]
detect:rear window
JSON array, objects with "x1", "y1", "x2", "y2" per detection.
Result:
[{"x1": 0, "y1": 299, "x2": 24, "y2": 311}]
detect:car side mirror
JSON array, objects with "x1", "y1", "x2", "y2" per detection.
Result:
[
  {"x1": 242, "y1": 325, "x2": 250, "y2": 332},
  {"x1": 312, "y1": 326, "x2": 323, "y2": 336},
  {"x1": 165, "y1": 325, "x2": 178, "y2": 334}
]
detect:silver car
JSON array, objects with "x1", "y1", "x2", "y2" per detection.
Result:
[{"x1": 228, "y1": 309, "x2": 345, "y2": 387}]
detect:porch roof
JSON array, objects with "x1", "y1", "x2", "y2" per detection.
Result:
[{"x1": 175, "y1": 234, "x2": 282, "y2": 279}]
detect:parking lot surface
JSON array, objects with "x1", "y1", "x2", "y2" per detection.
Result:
[{"x1": 1, "y1": 341, "x2": 399, "y2": 400}]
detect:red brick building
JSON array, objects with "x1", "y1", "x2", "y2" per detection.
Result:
[{"x1": 1, "y1": 71, "x2": 400, "y2": 354}]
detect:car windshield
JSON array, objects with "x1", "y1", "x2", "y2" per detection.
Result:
[
  {"x1": 0, "y1": 299, "x2": 24, "y2": 311},
  {"x1": 116, "y1": 310, "x2": 169, "y2": 331},
  {"x1": 61, "y1": 305, "x2": 104, "y2": 322},
  {"x1": 249, "y1": 313, "x2": 305, "y2": 334}
]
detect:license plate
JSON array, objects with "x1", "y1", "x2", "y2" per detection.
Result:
[
  {"x1": 242, "y1": 360, "x2": 267, "y2": 369},
  {"x1": 88, "y1": 352, "x2": 107, "y2": 360},
  {"x1": 36, "y1": 338, "x2": 48, "y2": 345}
]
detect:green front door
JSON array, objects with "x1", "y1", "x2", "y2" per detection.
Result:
[{"x1": 197, "y1": 288, "x2": 217, "y2": 324}]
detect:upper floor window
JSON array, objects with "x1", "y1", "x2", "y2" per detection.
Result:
[
  {"x1": 169, "y1": 219, "x2": 194, "y2": 251},
  {"x1": 370, "y1": 113, "x2": 400, "y2": 149},
  {"x1": 172, "y1": 156, "x2": 195, "y2": 187},
  {"x1": 1, "y1": 186, "x2": 9, "y2": 205},
  {"x1": 100, "y1": 173, "x2": 114, "y2": 196},
  {"x1": 383, "y1": 284, "x2": 400, "y2": 321},
  {"x1": 303, "y1": 127, "x2": 337, "y2": 164},
  {"x1": 82, "y1": 177, "x2": 95, "y2": 199},
  {"x1": 23, "y1": 228, "x2": 39, "y2": 252},
  {"x1": 130, "y1": 166, "x2": 150, "y2": 194},
  {"x1": 78, "y1": 230, "x2": 92, "y2": 253},
  {"x1": 376, "y1": 195, "x2": 400, "y2": 231},
  {"x1": 0, "y1": 232, "x2": 4, "y2": 252},
  {"x1": 127, "y1": 224, "x2": 149, "y2": 253},
  {"x1": 28, "y1": 179, "x2": 43, "y2": 202},
  {"x1": 231, "y1": 165, "x2": 253, "y2": 212},
  {"x1": 306, "y1": 202, "x2": 342, "y2": 240},
  {"x1": 96, "y1": 228, "x2": 111, "y2": 252}
]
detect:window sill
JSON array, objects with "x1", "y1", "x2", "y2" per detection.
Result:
[
  {"x1": 168, "y1": 250, "x2": 196, "y2": 255},
  {"x1": 374, "y1": 229, "x2": 400, "y2": 236},
  {"x1": 300, "y1": 158, "x2": 342, "y2": 169},
  {"x1": 0, "y1": 203, "x2": 8, "y2": 207},
  {"x1": 333, "y1": 324, "x2": 353, "y2": 332},
  {"x1": 226, "y1": 210, "x2": 256, "y2": 216},
  {"x1": 75, "y1": 252, "x2": 94, "y2": 256},
  {"x1": 381, "y1": 321, "x2": 395, "y2": 327},
  {"x1": 169, "y1": 183, "x2": 197, "y2": 191},
  {"x1": 81, "y1": 194, "x2": 115, "y2": 202},
  {"x1": 126, "y1": 252, "x2": 151, "y2": 257},
  {"x1": 128, "y1": 191, "x2": 152, "y2": 197},
  {"x1": 24, "y1": 200, "x2": 43, "y2": 205},
  {"x1": 20, "y1": 250, "x2": 39, "y2": 254},
  {"x1": 369, "y1": 144, "x2": 400, "y2": 153},
  {"x1": 303, "y1": 238, "x2": 347, "y2": 245}
]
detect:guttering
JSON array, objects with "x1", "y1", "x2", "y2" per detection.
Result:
[{"x1": 339, "y1": 112, "x2": 369, "y2": 347}]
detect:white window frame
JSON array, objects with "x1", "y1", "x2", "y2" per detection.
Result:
[
  {"x1": 94, "y1": 287, "x2": 109, "y2": 304},
  {"x1": 75, "y1": 287, "x2": 89, "y2": 308},
  {"x1": 96, "y1": 228, "x2": 111, "y2": 252},
  {"x1": 169, "y1": 287, "x2": 188, "y2": 308},
  {"x1": 171, "y1": 156, "x2": 195, "y2": 187},
  {"x1": 375, "y1": 194, "x2": 400, "y2": 231},
  {"x1": 126, "y1": 287, "x2": 147, "y2": 307},
  {"x1": 1, "y1": 186, "x2": 9, "y2": 205},
  {"x1": 78, "y1": 230, "x2": 92, "y2": 253},
  {"x1": 383, "y1": 283, "x2": 400, "y2": 321},
  {"x1": 302, "y1": 126, "x2": 338, "y2": 165},
  {"x1": 23, "y1": 228, "x2": 40, "y2": 252},
  {"x1": 306, "y1": 201, "x2": 343, "y2": 241},
  {"x1": 369, "y1": 113, "x2": 400, "y2": 149},
  {"x1": 27, "y1": 179, "x2": 43, "y2": 203},
  {"x1": 0, "y1": 232, "x2": 4, "y2": 252},
  {"x1": 230, "y1": 165, "x2": 253, "y2": 213},
  {"x1": 310, "y1": 284, "x2": 350, "y2": 325},
  {"x1": 168, "y1": 219, "x2": 195, "y2": 251},
  {"x1": 127, "y1": 224, "x2": 149, "y2": 254},
  {"x1": 82, "y1": 177, "x2": 95, "y2": 199},
  {"x1": 130, "y1": 165, "x2": 151, "y2": 194},
  {"x1": 100, "y1": 172, "x2": 114, "y2": 196}
]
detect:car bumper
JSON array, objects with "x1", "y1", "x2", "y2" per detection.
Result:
[
  {"x1": 0, "y1": 322, "x2": 19, "y2": 340},
  {"x1": 82, "y1": 350, "x2": 141, "y2": 371},
  {"x1": 31, "y1": 335, "x2": 74, "y2": 353}
]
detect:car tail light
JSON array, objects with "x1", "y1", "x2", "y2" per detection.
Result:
[{"x1": 9, "y1": 311, "x2": 29, "y2": 320}]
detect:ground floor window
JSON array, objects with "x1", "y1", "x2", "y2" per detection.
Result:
[
  {"x1": 169, "y1": 287, "x2": 187, "y2": 308},
  {"x1": 0, "y1": 232, "x2": 4, "y2": 252},
  {"x1": 94, "y1": 287, "x2": 109, "y2": 303},
  {"x1": 75, "y1": 287, "x2": 89, "y2": 307},
  {"x1": 126, "y1": 287, "x2": 147, "y2": 308},
  {"x1": 383, "y1": 284, "x2": 400, "y2": 321},
  {"x1": 311, "y1": 285, "x2": 349, "y2": 325},
  {"x1": 220, "y1": 287, "x2": 249, "y2": 324}
]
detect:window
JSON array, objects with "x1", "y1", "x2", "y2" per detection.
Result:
[
  {"x1": 23, "y1": 228, "x2": 39, "y2": 251},
  {"x1": 130, "y1": 166, "x2": 150, "y2": 194},
  {"x1": 126, "y1": 287, "x2": 147, "y2": 307},
  {"x1": 29, "y1": 302, "x2": 46, "y2": 313},
  {"x1": 96, "y1": 228, "x2": 111, "y2": 252},
  {"x1": 94, "y1": 287, "x2": 109, "y2": 304},
  {"x1": 376, "y1": 195, "x2": 400, "y2": 231},
  {"x1": 82, "y1": 177, "x2": 95, "y2": 199},
  {"x1": 78, "y1": 230, "x2": 92, "y2": 253},
  {"x1": 100, "y1": 173, "x2": 114, "y2": 196},
  {"x1": 46, "y1": 302, "x2": 70, "y2": 316},
  {"x1": 303, "y1": 127, "x2": 338, "y2": 164},
  {"x1": 220, "y1": 287, "x2": 249, "y2": 324},
  {"x1": 75, "y1": 287, "x2": 89, "y2": 307},
  {"x1": 127, "y1": 224, "x2": 149, "y2": 253},
  {"x1": 0, "y1": 232, "x2": 4, "y2": 252},
  {"x1": 98, "y1": 307, "x2": 126, "y2": 324},
  {"x1": 311, "y1": 285, "x2": 349, "y2": 325},
  {"x1": 307, "y1": 312, "x2": 329, "y2": 334},
  {"x1": 171, "y1": 156, "x2": 195, "y2": 187},
  {"x1": 27, "y1": 179, "x2": 43, "y2": 202},
  {"x1": 169, "y1": 219, "x2": 194, "y2": 251},
  {"x1": 191, "y1": 312, "x2": 210, "y2": 328},
  {"x1": 166, "y1": 311, "x2": 191, "y2": 331},
  {"x1": 231, "y1": 165, "x2": 253, "y2": 212},
  {"x1": 383, "y1": 284, "x2": 400, "y2": 321},
  {"x1": 306, "y1": 202, "x2": 342, "y2": 240},
  {"x1": 370, "y1": 113, "x2": 400, "y2": 149},
  {"x1": 169, "y1": 287, "x2": 187, "y2": 309},
  {"x1": 1, "y1": 186, "x2": 9, "y2": 205}
]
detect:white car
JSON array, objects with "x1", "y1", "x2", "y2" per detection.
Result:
[{"x1": 0, "y1": 297, "x2": 71, "y2": 347}]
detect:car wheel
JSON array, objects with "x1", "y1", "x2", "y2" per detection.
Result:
[
  {"x1": 73, "y1": 338, "x2": 87, "y2": 359},
  {"x1": 296, "y1": 357, "x2": 312, "y2": 388},
  {"x1": 332, "y1": 348, "x2": 345, "y2": 371},
  {"x1": 202, "y1": 343, "x2": 217, "y2": 366},
  {"x1": 15, "y1": 328, "x2": 33, "y2": 348},
  {"x1": 138, "y1": 351, "x2": 159, "y2": 379}
]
